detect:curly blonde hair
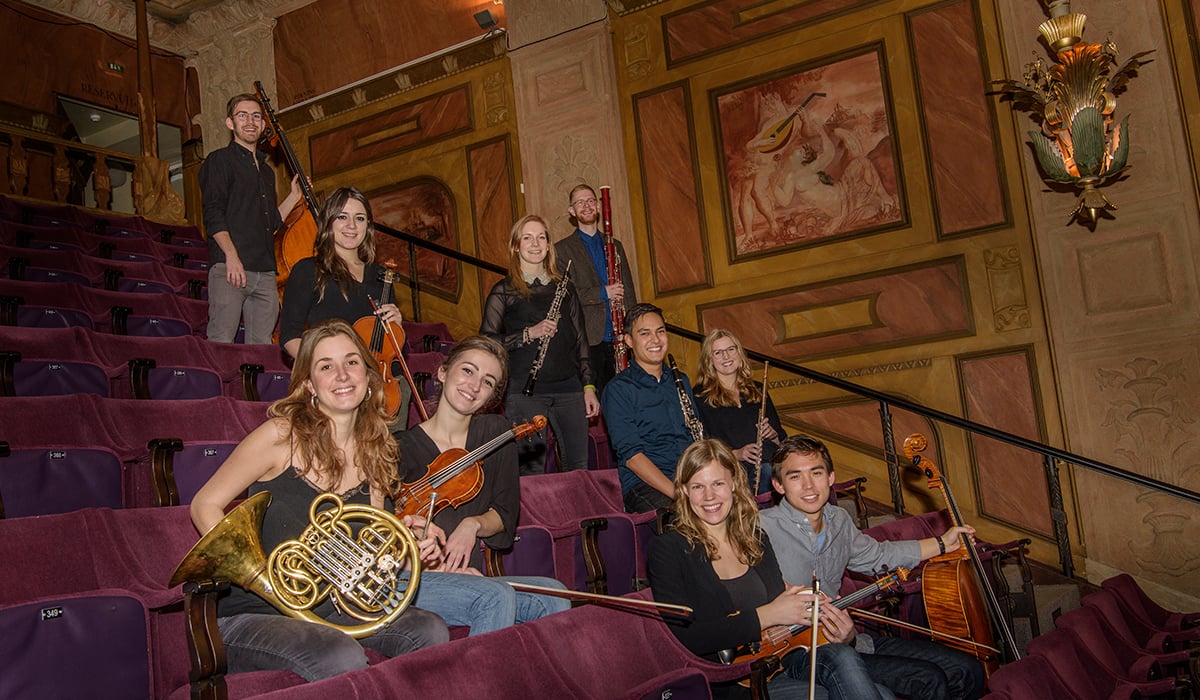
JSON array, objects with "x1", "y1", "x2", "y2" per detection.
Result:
[
  {"x1": 268, "y1": 319, "x2": 398, "y2": 496},
  {"x1": 694, "y1": 328, "x2": 762, "y2": 408},
  {"x1": 670, "y1": 439, "x2": 764, "y2": 565}
]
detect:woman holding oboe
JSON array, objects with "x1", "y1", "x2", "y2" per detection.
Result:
[{"x1": 480, "y1": 214, "x2": 599, "y2": 474}]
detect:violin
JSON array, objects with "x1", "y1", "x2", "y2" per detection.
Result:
[
  {"x1": 254, "y1": 80, "x2": 320, "y2": 299},
  {"x1": 353, "y1": 269, "x2": 426, "y2": 422},
  {"x1": 903, "y1": 434, "x2": 1020, "y2": 674},
  {"x1": 395, "y1": 416, "x2": 547, "y2": 518},
  {"x1": 718, "y1": 569, "x2": 908, "y2": 674}
]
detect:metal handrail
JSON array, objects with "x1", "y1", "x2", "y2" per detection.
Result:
[{"x1": 377, "y1": 224, "x2": 1200, "y2": 576}]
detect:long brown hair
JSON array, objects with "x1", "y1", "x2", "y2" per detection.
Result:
[
  {"x1": 695, "y1": 328, "x2": 762, "y2": 408},
  {"x1": 670, "y1": 439, "x2": 764, "y2": 565},
  {"x1": 312, "y1": 187, "x2": 377, "y2": 303},
  {"x1": 268, "y1": 319, "x2": 397, "y2": 495},
  {"x1": 506, "y1": 214, "x2": 562, "y2": 298}
]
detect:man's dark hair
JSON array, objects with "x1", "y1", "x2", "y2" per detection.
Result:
[
  {"x1": 226, "y1": 93, "x2": 263, "y2": 119},
  {"x1": 624, "y1": 303, "x2": 663, "y2": 334},
  {"x1": 771, "y1": 434, "x2": 834, "y2": 471}
]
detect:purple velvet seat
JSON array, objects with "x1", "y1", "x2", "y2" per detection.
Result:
[
  {"x1": 124, "y1": 314, "x2": 193, "y2": 337},
  {"x1": 19, "y1": 202, "x2": 82, "y2": 228},
  {"x1": 488, "y1": 523, "x2": 559, "y2": 580},
  {"x1": 144, "y1": 365, "x2": 223, "y2": 400},
  {"x1": 0, "y1": 446, "x2": 124, "y2": 516},
  {"x1": 152, "y1": 440, "x2": 238, "y2": 506},
  {"x1": 1083, "y1": 588, "x2": 1193, "y2": 656},
  {"x1": 11, "y1": 359, "x2": 109, "y2": 396},
  {"x1": 14, "y1": 305, "x2": 94, "y2": 329},
  {"x1": 16, "y1": 266, "x2": 91, "y2": 286},
  {"x1": 400, "y1": 321, "x2": 453, "y2": 354},
  {"x1": 1054, "y1": 604, "x2": 1190, "y2": 688},
  {"x1": 1027, "y1": 627, "x2": 1172, "y2": 699},
  {"x1": 987, "y1": 654, "x2": 1105, "y2": 700},
  {"x1": 621, "y1": 668, "x2": 712, "y2": 700},
  {"x1": 115, "y1": 276, "x2": 177, "y2": 295},
  {"x1": 1102, "y1": 573, "x2": 1200, "y2": 633},
  {"x1": 0, "y1": 590, "x2": 153, "y2": 699}
]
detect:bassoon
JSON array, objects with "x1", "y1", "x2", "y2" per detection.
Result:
[{"x1": 599, "y1": 186, "x2": 629, "y2": 372}]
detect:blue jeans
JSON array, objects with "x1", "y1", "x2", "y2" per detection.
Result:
[
  {"x1": 772, "y1": 643, "x2": 888, "y2": 700},
  {"x1": 506, "y1": 390, "x2": 589, "y2": 473},
  {"x1": 414, "y1": 571, "x2": 570, "y2": 636},
  {"x1": 863, "y1": 635, "x2": 986, "y2": 700},
  {"x1": 206, "y1": 264, "x2": 278, "y2": 344},
  {"x1": 217, "y1": 606, "x2": 448, "y2": 682}
]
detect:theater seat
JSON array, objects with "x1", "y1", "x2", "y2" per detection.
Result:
[{"x1": 0, "y1": 446, "x2": 125, "y2": 517}]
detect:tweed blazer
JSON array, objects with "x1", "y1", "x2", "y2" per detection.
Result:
[{"x1": 555, "y1": 231, "x2": 637, "y2": 346}]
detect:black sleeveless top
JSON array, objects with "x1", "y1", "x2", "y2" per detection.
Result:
[{"x1": 217, "y1": 468, "x2": 377, "y2": 619}]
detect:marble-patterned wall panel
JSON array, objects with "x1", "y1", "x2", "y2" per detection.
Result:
[
  {"x1": 662, "y1": 0, "x2": 887, "y2": 67},
  {"x1": 308, "y1": 87, "x2": 473, "y2": 178},
  {"x1": 633, "y1": 83, "x2": 710, "y2": 294},
  {"x1": 780, "y1": 399, "x2": 943, "y2": 511},
  {"x1": 698, "y1": 257, "x2": 973, "y2": 360},
  {"x1": 1067, "y1": 341, "x2": 1200, "y2": 594},
  {"x1": 956, "y1": 349, "x2": 1051, "y2": 536},
  {"x1": 468, "y1": 137, "x2": 516, "y2": 302},
  {"x1": 907, "y1": 0, "x2": 1007, "y2": 236}
]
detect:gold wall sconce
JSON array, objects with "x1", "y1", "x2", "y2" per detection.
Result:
[{"x1": 995, "y1": 0, "x2": 1152, "y2": 226}]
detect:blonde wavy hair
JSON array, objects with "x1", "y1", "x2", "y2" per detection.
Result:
[
  {"x1": 268, "y1": 319, "x2": 398, "y2": 496},
  {"x1": 694, "y1": 328, "x2": 762, "y2": 408},
  {"x1": 670, "y1": 439, "x2": 764, "y2": 565}
]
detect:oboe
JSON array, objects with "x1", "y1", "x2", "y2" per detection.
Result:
[
  {"x1": 667, "y1": 354, "x2": 704, "y2": 442},
  {"x1": 599, "y1": 186, "x2": 629, "y2": 372},
  {"x1": 523, "y1": 260, "x2": 573, "y2": 396}
]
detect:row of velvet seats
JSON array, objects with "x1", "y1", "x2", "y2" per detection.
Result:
[
  {"x1": 2, "y1": 277, "x2": 210, "y2": 335},
  {"x1": 1, "y1": 219, "x2": 209, "y2": 266},
  {"x1": 3, "y1": 241, "x2": 209, "y2": 299},
  {"x1": 1, "y1": 324, "x2": 291, "y2": 401},
  {"x1": 0, "y1": 394, "x2": 270, "y2": 516},
  {"x1": 982, "y1": 573, "x2": 1200, "y2": 699},
  {"x1": 0, "y1": 498, "x2": 750, "y2": 699},
  {"x1": 0, "y1": 194, "x2": 202, "y2": 242}
]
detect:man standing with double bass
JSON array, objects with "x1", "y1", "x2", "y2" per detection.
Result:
[
  {"x1": 200, "y1": 93, "x2": 302, "y2": 344},
  {"x1": 555, "y1": 183, "x2": 637, "y2": 396}
]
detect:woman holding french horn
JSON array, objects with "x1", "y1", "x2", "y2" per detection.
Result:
[
  {"x1": 480, "y1": 214, "x2": 599, "y2": 473},
  {"x1": 190, "y1": 319, "x2": 448, "y2": 681}
]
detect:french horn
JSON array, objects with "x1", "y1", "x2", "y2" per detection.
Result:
[{"x1": 169, "y1": 490, "x2": 421, "y2": 638}]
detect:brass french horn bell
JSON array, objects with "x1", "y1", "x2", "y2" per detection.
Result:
[{"x1": 169, "y1": 491, "x2": 422, "y2": 638}]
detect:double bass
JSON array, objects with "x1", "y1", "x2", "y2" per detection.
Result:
[
  {"x1": 903, "y1": 434, "x2": 1020, "y2": 674},
  {"x1": 254, "y1": 80, "x2": 320, "y2": 299}
]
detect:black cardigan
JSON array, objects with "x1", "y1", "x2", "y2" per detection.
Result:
[{"x1": 647, "y1": 528, "x2": 786, "y2": 659}]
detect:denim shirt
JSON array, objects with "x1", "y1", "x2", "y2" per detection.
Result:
[{"x1": 601, "y1": 361, "x2": 697, "y2": 493}]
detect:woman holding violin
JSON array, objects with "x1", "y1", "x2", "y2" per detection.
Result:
[
  {"x1": 397, "y1": 335, "x2": 571, "y2": 630},
  {"x1": 279, "y1": 187, "x2": 411, "y2": 420},
  {"x1": 480, "y1": 214, "x2": 599, "y2": 474},
  {"x1": 648, "y1": 439, "x2": 889, "y2": 700}
]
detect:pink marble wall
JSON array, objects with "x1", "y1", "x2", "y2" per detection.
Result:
[
  {"x1": 698, "y1": 257, "x2": 972, "y2": 359},
  {"x1": 957, "y1": 349, "x2": 1052, "y2": 536},
  {"x1": 908, "y1": 0, "x2": 1008, "y2": 235},
  {"x1": 468, "y1": 137, "x2": 517, "y2": 302},
  {"x1": 633, "y1": 83, "x2": 710, "y2": 294}
]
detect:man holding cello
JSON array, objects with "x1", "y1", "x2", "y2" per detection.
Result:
[
  {"x1": 200, "y1": 93, "x2": 302, "y2": 344},
  {"x1": 760, "y1": 436, "x2": 986, "y2": 700}
]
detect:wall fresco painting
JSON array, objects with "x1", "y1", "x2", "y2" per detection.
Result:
[
  {"x1": 370, "y1": 178, "x2": 460, "y2": 300},
  {"x1": 713, "y1": 47, "x2": 904, "y2": 259}
]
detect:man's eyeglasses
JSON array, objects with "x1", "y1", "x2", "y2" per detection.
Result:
[
  {"x1": 233, "y1": 111, "x2": 264, "y2": 122},
  {"x1": 571, "y1": 198, "x2": 597, "y2": 208}
]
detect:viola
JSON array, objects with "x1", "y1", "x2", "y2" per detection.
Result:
[
  {"x1": 352, "y1": 269, "x2": 426, "y2": 422},
  {"x1": 394, "y1": 416, "x2": 546, "y2": 518},
  {"x1": 718, "y1": 569, "x2": 908, "y2": 673},
  {"x1": 254, "y1": 81, "x2": 320, "y2": 299},
  {"x1": 903, "y1": 434, "x2": 1020, "y2": 674}
]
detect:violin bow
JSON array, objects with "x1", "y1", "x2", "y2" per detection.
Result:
[
  {"x1": 808, "y1": 572, "x2": 819, "y2": 700},
  {"x1": 368, "y1": 295, "x2": 429, "y2": 422},
  {"x1": 846, "y1": 608, "x2": 1001, "y2": 655},
  {"x1": 752, "y1": 360, "x2": 770, "y2": 494},
  {"x1": 506, "y1": 582, "x2": 693, "y2": 618}
]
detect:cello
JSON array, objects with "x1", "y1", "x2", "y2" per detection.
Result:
[
  {"x1": 902, "y1": 434, "x2": 1021, "y2": 674},
  {"x1": 353, "y1": 269, "x2": 427, "y2": 423},
  {"x1": 254, "y1": 80, "x2": 320, "y2": 298}
]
